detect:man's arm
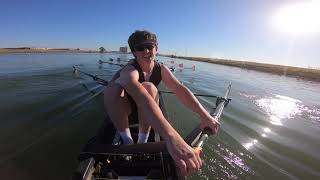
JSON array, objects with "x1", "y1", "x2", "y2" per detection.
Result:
[
  {"x1": 110, "y1": 59, "x2": 135, "y2": 82},
  {"x1": 161, "y1": 65, "x2": 219, "y2": 134},
  {"x1": 119, "y1": 66, "x2": 202, "y2": 176}
]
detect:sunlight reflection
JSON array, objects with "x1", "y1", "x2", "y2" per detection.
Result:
[
  {"x1": 256, "y1": 95, "x2": 302, "y2": 126},
  {"x1": 261, "y1": 127, "x2": 272, "y2": 138},
  {"x1": 243, "y1": 139, "x2": 258, "y2": 150},
  {"x1": 211, "y1": 143, "x2": 254, "y2": 179},
  {"x1": 263, "y1": 127, "x2": 271, "y2": 133},
  {"x1": 270, "y1": 115, "x2": 282, "y2": 126}
]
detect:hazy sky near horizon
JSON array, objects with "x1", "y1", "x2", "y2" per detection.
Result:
[{"x1": 1, "y1": 0, "x2": 320, "y2": 68}]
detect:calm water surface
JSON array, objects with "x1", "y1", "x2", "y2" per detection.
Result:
[{"x1": 0, "y1": 53, "x2": 319, "y2": 180}]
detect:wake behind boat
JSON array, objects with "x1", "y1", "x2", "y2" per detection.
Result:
[{"x1": 72, "y1": 66, "x2": 231, "y2": 180}]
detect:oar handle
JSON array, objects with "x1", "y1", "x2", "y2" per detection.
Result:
[
  {"x1": 202, "y1": 127, "x2": 213, "y2": 135},
  {"x1": 193, "y1": 127, "x2": 212, "y2": 150},
  {"x1": 193, "y1": 127, "x2": 211, "y2": 156},
  {"x1": 193, "y1": 147, "x2": 203, "y2": 156}
]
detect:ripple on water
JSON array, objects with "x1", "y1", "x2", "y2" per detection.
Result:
[
  {"x1": 198, "y1": 142, "x2": 255, "y2": 180},
  {"x1": 240, "y1": 92, "x2": 320, "y2": 128}
]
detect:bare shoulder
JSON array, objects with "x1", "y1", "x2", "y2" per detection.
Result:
[
  {"x1": 127, "y1": 59, "x2": 135, "y2": 64},
  {"x1": 110, "y1": 62, "x2": 135, "y2": 82},
  {"x1": 160, "y1": 63, "x2": 172, "y2": 75},
  {"x1": 161, "y1": 64, "x2": 176, "y2": 79}
]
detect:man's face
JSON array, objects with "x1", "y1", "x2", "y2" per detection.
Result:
[{"x1": 132, "y1": 43, "x2": 158, "y2": 62}]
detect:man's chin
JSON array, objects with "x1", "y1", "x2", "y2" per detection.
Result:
[{"x1": 143, "y1": 57, "x2": 155, "y2": 61}]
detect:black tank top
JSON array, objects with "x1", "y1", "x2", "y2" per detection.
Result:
[
  {"x1": 97, "y1": 59, "x2": 162, "y2": 143},
  {"x1": 130, "y1": 59, "x2": 162, "y2": 86}
]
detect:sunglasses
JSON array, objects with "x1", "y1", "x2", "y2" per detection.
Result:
[{"x1": 134, "y1": 44, "x2": 156, "y2": 51}]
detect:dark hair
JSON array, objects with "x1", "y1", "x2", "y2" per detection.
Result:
[{"x1": 128, "y1": 30, "x2": 158, "y2": 52}]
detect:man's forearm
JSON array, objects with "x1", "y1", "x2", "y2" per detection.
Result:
[{"x1": 175, "y1": 85, "x2": 209, "y2": 117}]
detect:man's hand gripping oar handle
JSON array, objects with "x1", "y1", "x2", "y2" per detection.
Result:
[
  {"x1": 193, "y1": 127, "x2": 212, "y2": 156},
  {"x1": 192, "y1": 82, "x2": 232, "y2": 156}
]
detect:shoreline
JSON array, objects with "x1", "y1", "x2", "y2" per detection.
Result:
[
  {"x1": 0, "y1": 48, "x2": 99, "y2": 54},
  {"x1": 1, "y1": 49, "x2": 319, "y2": 82},
  {"x1": 162, "y1": 55, "x2": 320, "y2": 82}
]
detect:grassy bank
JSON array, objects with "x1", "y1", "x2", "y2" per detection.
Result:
[
  {"x1": 168, "y1": 55, "x2": 320, "y2": 82},
  {"x1": 0, "y1": 49, "x2": 99, "y2": 54},
  {"x1": 2, "y1": 49, "x2": 319, "y2": 82}
]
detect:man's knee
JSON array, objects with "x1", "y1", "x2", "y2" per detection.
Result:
[
  {"x1": 104, "y1": 83, "x2": 124, "y2": 102},
  {"x1": 142, "y1": 82, "x2": 158, "y2": 97},
  {"x1": 104, "y1": 83, "x2": 131, "y2": 114}
]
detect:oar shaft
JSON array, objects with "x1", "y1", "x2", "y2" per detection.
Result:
[
  {"x1": 73, "y1": 67, "x2": 219, "y2": 99},
  {"x1": 99, "y1": 60, "x2": 124, "y2": 67},
  {"x1": 211, "y1": 83, "x2": 231, "y2": 119},
  {"x1": 159, "y1": 90, "x2": 219, "y2": 98},
  {"x1": 192, "y1": 83, "x2": 232, "y2": 149},
  {"x1": 73, "y1": 66, "x2": 109, "y2": 86}
]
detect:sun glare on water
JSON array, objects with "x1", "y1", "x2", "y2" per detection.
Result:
[{"x1": 271, "y1": 1, "x2": 320, "y2": 35}]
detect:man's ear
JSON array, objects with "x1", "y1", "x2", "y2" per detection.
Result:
[{"x1": 132, "y1": 51, "x2": 137, "y2": 57}]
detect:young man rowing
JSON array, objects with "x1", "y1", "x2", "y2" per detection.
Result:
[{"x1": 104, "y1": 30, "x2": 219, "y2": 175}]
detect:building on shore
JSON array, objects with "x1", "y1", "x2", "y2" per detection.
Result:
[{"x1": 119, "y1": 46, "x2": 128, "y2": 53}]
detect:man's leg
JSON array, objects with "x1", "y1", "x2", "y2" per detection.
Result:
[
  {"x1": 137, "y1": 82, "x2": 159, "y2": 143},
  {"x1": 104, "y1": 82, "x2": 133, "y2": 144}
]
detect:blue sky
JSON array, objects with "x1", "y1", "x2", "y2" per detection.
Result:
[{"x1": 1, "y1": 0, "x2": 320, "y2": 68}]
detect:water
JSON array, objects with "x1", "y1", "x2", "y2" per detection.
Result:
[{"x1": 0, "y1": 53, "x2": 319, "y2": 180}]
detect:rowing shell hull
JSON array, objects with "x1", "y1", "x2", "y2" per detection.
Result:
[{"x1": 72, "y1": 93, "x2": 180, "y2": 180}]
